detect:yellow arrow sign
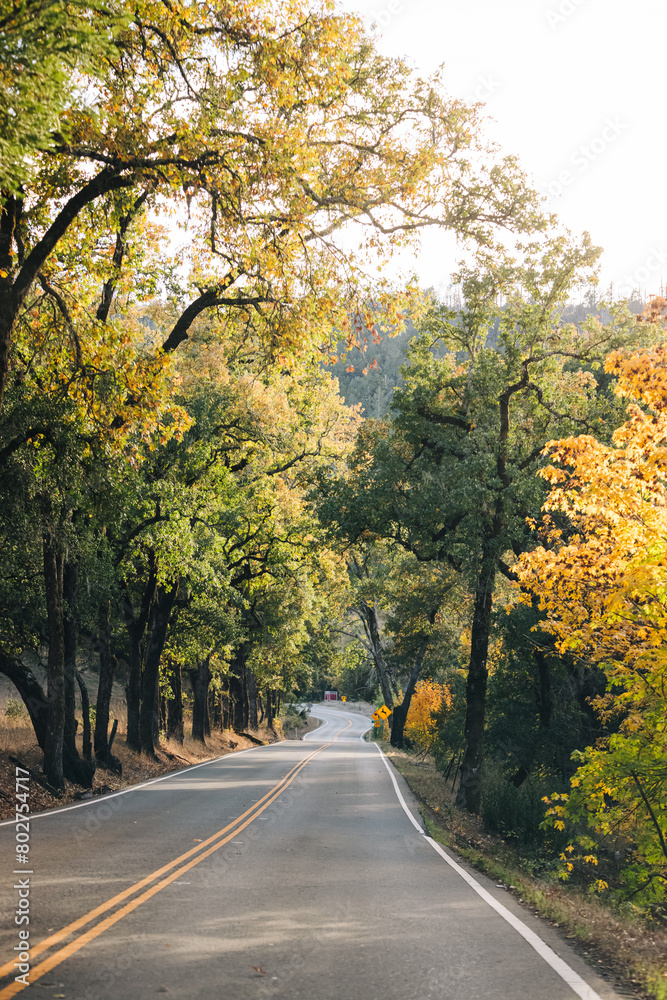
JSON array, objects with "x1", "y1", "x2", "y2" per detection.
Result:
[
  {"x1": 376, "y1": 704, "x2": 392, "y2": 719},
  {"x1": 372, "y1": 711, "x2": 381, "y2": 721}
]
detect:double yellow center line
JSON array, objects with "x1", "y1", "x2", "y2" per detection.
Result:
[{"x1": 0, "y1": 722, "x2": 350, "y2": 998}]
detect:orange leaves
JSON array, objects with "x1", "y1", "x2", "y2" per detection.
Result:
[
  {"x1": 606, "y1": 343, "x2": 667, "y2": 413},
  {"x1": 637, "y1": 295, "x2": 667, "y2": 326},
  {"x1": 517, "y1": 345, "x2": 667, "y2": 702},
  {"x1": 405, "y1": 679, "x2": 452, "y2": 752}
]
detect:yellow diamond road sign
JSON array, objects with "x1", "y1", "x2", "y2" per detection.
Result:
[
  {"x1": 376, "y1": 704, "x2": 392, "y2": 719},
  {"x1": 372, "y1": 711, "x2": 381, "y2": 721}
]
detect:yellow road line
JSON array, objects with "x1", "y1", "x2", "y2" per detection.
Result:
[
  {"x1": 0, "y1": 727, "x2": 349, "y2": 998},
  {"x1": 333, "y1": 719, "x2": 351, "y2": 742},
  {"x1": 0, "y1": 748, "x2": 313, "y2": 980}
]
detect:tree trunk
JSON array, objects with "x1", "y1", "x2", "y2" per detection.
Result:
[
  {"x1": 0, "y1": 649, "x2": 93, "y2": 786},
  {"x1": 209, "y1": 685, "x2": 222, "y2": 731},
  {"x1": 152, "y1": 671, "x2": 160, "y2": 745},
  {"x1": 247, "y1": 668, "x2": 258, "y2": 729},
  {"x1": 166, "y1": 661, "x2": 184, "y2": 742},
  {"x1": 124, "y1": 642, "x2": 142, "y2": 751},
  {"x1": 0, "y1": 195, "x2": 22, "y2": 406},
  {"x1": 390, "y1": 620, "x2": 435, "y2": 748},
  {"x1": 456, "y1": 558, "x2": 496, "y2": 813},
  {"x1": 241, "y1": 667, "x2": 249, "y2": 730},
  {"x1": 123, "y1": 560, "x2": 158, "y2": 751},
  {"x1": 357, "y1": 600, "x2": 395, "y2": 718},
  {"x1": 230, "y1": 672, "x2": 245, "y2": 731},
  {"x1": 258, "y1": 692, "x2": 264, "y2": 725},
  {"x1": 75, "y1": 670, "x2": 92, "y2": 760},
  {"x1": 139, "y1": 581, "x2": 178, "y2": 755},
  {"x1": 43, "y1": 536, "x2": 65, "y2": 789},
  {"x1": 229, "y1": 644, "x2": 248, "y2": 731},
  {"x1": 266, "y1": 689, "x2": 274, "y2": 728},
  {"x1": 204, "y1": 689, "x2": 211, "y2": 738},
  {"x1": 0, "y1": 653, "x2": 49, "y2": 747},
  {"x1": 94, "y1": 601, "x2": 119, "y2": 769},
  {"x1": 535, "y1": 649, "x2": 553, "y2": 728},
  {"x1": 189, "y1": 655, "x2": 211, "y2": 743},
  {"x1": 63, "y1": 560, "x2": 78, "y2": 759},
  {"x1": 221, "y1": 687, "x2": 231, "y2": 730}
]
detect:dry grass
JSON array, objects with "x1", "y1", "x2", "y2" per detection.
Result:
[
  {"x1": 383, "y1": 744, "x2": 667, "y2": 1000},
  {"x1": 0, "y1": 664, "x2": 320, "y2": 825},
  {"x1": 0, "y1": 713, "x2": 285, "y2": 822}
]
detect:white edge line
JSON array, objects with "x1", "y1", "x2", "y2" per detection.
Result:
[
  {"x1": 0, "y1": 744, "x2": 271, "y2": 827},
  {"x1": 374, "y1": 744, "x2": 605, "y2": 1000}
]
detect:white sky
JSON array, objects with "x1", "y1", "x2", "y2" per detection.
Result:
[{"x1": 341, "y1": 0, "x2": 667, "y2": 301}]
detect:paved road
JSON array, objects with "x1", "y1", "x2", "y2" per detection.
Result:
[{"x1": 0, "y1": 705, "x2": 628, "y2": 1000}]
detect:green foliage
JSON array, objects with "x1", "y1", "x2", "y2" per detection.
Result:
[
  {"x1": 544, "y1": 730, "x2": 667, "y2": 911},
  {"x1": 5, "y1": 696, "x2": 26, "y2": 719},
  {"x1": 481, "y1": 763, "x2": 569, "y2": 852},
  {"x1": 431, "y1": 670, "x2": 467, "y2": 767},
  {"x1": 0, "y1": 0, "x2": 124, "y2": 191},
  {"x1": 485, "y1": 602, "x2": 607, "y2": 784}
]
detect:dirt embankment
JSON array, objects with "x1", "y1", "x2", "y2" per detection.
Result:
[
  {"x1": 0, "y1": 717, "x2": 312, "y2": 822},
  {"x1": 0, "y1": 665, "x2": 320, "y2": 820}
]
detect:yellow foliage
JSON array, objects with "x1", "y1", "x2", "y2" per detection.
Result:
[
  {"x1": 515, "y1": 345, "x2": 667, "y2": 700},
  {"x1": 517, "y1": 345, "x2": 667, "y2": 899},
  {"x1": 405, "y1": 679, "x2": 452, "y2": 752}
]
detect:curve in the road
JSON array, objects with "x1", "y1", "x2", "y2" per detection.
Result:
[
  {"x1": 303, "y1": 703, "x2": 372, "y2": 742},
  {"x1": 306, "y1": 703, "x2": 605, "y2": 1000}
]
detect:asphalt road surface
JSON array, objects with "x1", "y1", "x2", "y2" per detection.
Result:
[{"x1": 0, "y1": 704, "x2": 630, "y2": 1000}]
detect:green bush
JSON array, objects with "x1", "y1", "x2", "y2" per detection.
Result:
[
  {"x1": 5, "y1": 697, "x2": 26, "y2": 720},
  {"x1": 280, "y1": 704, "x2": 308, "y2": 734},
  {"x1": 481, "y1": 763, "x2": 570, "y2": 852}
]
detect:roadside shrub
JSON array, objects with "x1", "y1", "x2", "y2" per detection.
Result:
[
  {"x1": 5, "y1": 697, "x2": 26, "y2": 720},
  {"x1": 482, "y1": 763, "x2": 570, "y2": 853},
  {"x1": 405, "y1": 680, "x2": 452, "y2": 753},
  {"x1": 279, "y1": 703, "x2": 308, "y2": 737}
]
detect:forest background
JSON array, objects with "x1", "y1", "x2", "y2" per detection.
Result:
[{"x1": 2, "y1": 1, "x2": 667, "y2": 984}]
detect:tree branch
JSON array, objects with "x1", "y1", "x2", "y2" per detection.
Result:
[{"x1": 13, "y1": 169, "x2": 136, "y2": 312}]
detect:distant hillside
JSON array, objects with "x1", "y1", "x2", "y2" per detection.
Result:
[{"x1": 326, "y1": 296, "x2": 647, "y2": 417}]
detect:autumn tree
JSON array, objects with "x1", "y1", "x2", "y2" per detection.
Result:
[
  {"x1": 405, "y1": 680, "x2": 452, "y2": 755},
  {"x1": 517, "y1": 343, "x2": 667, "y2": 903},
  {"x1": 0, "y1": 0, "x2": 552, "y2": 783},
  {"x1": 0, "y1": 0, "x2": 551, "y2": 412}
]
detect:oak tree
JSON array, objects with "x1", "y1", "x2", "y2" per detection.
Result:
[
  {"x1": 315, "y1": 235, "x2": 649, "y2": 811},
  {"x1": 0, "y1": 0, "x2": 548, "y2": 410}
]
